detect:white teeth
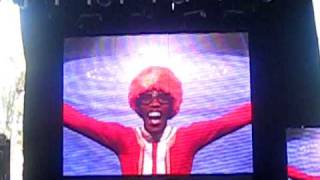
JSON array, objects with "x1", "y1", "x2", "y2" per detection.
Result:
[
  {"x1": 148, "y1": 112, "x2": 161, "y2": 125},
  {"x1": 148, "y1": 112, "x2": 161, "y2": 117}
]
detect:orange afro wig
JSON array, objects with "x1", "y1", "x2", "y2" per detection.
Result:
[{"x1": 128, "y1": 66, "x2": 183, "y2": 119}]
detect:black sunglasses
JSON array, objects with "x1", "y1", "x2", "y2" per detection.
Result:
[{"x1": 138, "y1": 91, "x2": 172, "y2": 105}]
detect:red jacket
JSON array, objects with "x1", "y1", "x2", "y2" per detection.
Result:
[{"x1": 64, "y1": 103, "x2": 252, "y2": 175}]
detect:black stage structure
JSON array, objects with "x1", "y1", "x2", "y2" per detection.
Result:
[{"x1": 20, "y1": 0, "x2": 320, "y2": 180}]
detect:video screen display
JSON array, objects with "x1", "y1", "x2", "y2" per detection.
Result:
[
  {"x1": 287, "y1": 128, "x2": 320, "y2": 179},
  {"x1": 63, "y1": 33, "x2": 252, "y2": 175}
]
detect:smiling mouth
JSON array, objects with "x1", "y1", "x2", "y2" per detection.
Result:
[{"x1": 148, "y1": 111, "x2": 162, "y2": 125}]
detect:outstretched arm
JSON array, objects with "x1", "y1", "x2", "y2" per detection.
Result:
[
  {"x1": 287, "y1": 165, "x2": 320, "y2": 180},
  {"x1": 178, "y1": 103, "x2": 252, "y2": 150},
  {"x1": 63, "y1": 103, "x2": 130, "y2": 152}
]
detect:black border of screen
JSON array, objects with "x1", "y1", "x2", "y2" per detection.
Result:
[{"x1": 21, "y1": 1, "x2": 320, "y2": 180}]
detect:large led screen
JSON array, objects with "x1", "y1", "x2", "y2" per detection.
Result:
[
  {"x1": 63, "y1": 33, "x2": 252, "y2": 175},
  {"x1": 287, "y1": 128, "x2": 320, "y2": 180}
]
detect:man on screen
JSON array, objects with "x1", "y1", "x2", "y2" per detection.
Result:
[{"x1": 64, "y1": 66, "x2": 252, "y2": 175}]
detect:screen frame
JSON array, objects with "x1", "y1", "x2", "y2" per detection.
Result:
[{"x1": 21, "y1": 1, "x2": 320, "y2": 180}]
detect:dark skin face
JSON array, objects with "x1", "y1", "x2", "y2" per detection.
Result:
[{"x1": 136, "y1": 90, "x2": 174, "y2": 141}]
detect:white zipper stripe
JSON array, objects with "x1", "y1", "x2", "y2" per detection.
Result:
[{"x1": 135, "y1": 126, "x2": 177, "y2": 175}]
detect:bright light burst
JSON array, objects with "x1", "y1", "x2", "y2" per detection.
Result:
[
  {"x1": 0, "y1": 1, "x2": 25, "y2": 180},
  {"x1": 313, "y1": 0, "x2": 320, "y2": 52},
  {"x1": 118, "y1": 45, "x2": 201, "y2": 84}
]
